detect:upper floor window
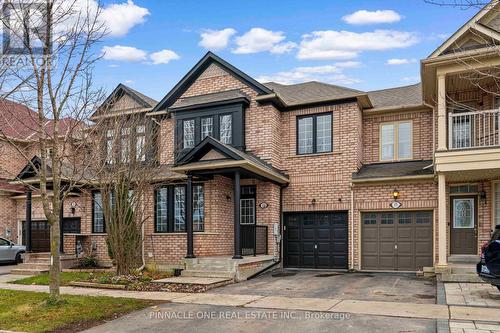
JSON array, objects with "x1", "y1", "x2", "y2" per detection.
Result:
[
  {"x1": 201, "y1": 117, "x2": 213, "y2": 139},
  {"x1": 219, "y1": 114, "x2": 232, "y2": 144},
  {"x1": 183, "y1": 120, "x2": 195, "y2": 149},
  {"x1": 106, "y1": 130, "x2": 114, "y2": 164},
  {"x1": 121, "y1": 128, "x2": 131, "y2": 163},
  {"x1": 380, "y1": 121, "x2": 412, "y2": 161},
  {"x1": 155, "y1": 184, "x2": 205, "y2": 233},
  {"x1": 297, "y1": 113, "x2": 332, "y2": 155},
  {"x1": 136, "y1": 125, "x2": 146, "y2": 162}
]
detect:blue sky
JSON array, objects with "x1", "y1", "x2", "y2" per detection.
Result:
[{"x1": 94, "y1": 0, "x2": 480, "y2": 100}]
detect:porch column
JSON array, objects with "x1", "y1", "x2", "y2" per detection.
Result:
[
  {"x1": 233, "y1": 170, "x2": 243, "y2": 259},
  {"x1": 437, "y1": 173, "x2": 447, "y2": 267},
  {"x1": 437, "y1": 73, "x2": 448, "y2": 151},
  {"x1": 25, "y1": 190, "x2": 32, "y2": 252},
  {"x1": 59, "y1": 195, "x2": 64, "y2": 253},
  {"x1": 185, "y1": 174, "x2": 195, "y2": 258}
]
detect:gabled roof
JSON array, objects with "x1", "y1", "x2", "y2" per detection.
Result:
[
  {"x1": 170, "y1": 90, "x2": 249, "y2": 111},
  {"x1": 151, "y1": 52, "x2": 273, "y2": 113},
  {"x1": 263, "y1": 81, "x2": 366, "y2": 107},
  {"x1": 173, "y1": 136, "x2": 289, "y2": 185},
  {"x1": 93, "y1": 83, "x2": 158, "y2": 118},
  {"x1": 429, "y1": 0, "x2": 500, "y2": 58},
  {"x1": 16, "y1": 156, "x2": 44, "y2": 180}
]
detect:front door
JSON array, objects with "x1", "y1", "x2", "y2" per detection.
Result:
[
  {"x1": 450, "y1": 196, "x2": 477, "y2": 254},
  {"x1": 240, "y1": 186, "x2": 256, "y2": 256}
]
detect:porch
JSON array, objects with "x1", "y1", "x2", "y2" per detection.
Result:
[{"x1": 170, "y1": 137, "x2": 289, "y2": 276}]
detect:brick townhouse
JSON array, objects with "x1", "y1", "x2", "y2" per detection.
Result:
[{"x1": 2, "y1": 2, "x2": 500, "y2": 280}]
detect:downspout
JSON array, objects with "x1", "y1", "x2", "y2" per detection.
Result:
[
  {"x1": 350, "y1": 182, "x2": 354, "y2": 271},
  {"x1": 138, "y1": 194, "x2": 146, "y2": 271},
  {"x1": 424, "y1": 101, "x2": 436, "y2": 170}
]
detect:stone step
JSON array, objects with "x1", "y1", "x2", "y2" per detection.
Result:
[
  {"x1": 10, "y1": 268, "x2": 48, "y2": 276},
  {"x1": 441, "y1": 273, "x2": 483, "y2": 283},
  {"x1": 181, "y1": 270, "x2": 235, "y2": 279},
  {"x1": 17, "y1": 263, "x2": 51, "y2": 270},
  {"x1": 26, "y1": 252, "x2": 51, "y2": 259},
  {"x1": 448, "y1": 255, "x2": 480, "y2": 264},
  {"x1": 451, "y1": 265, "x2": 477, "y2": 274},
  {"x1": 191, "y1": 264, "x2": 230, "y2": 271}
]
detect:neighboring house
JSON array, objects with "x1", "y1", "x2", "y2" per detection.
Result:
[{"x1": 3, "y1": 2, "x2": 500, "y2": 278}]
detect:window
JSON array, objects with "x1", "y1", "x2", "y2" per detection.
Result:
[
  {"x1": 201, "y1": 117, "x2": 213, "y2": 140},
  {"x1": 183, "y1": 120, "x2": 195, "y2": 149},
  {"x1": 0, "y1": 238, "x2": 9, "y2": 246},
  {"x1": 220, "y1": 114, "x2": 232, "y2": 144},
  {"x1": 380, "y1": 121, "x2": 412, "y2": 161},
  {"x1": 193, "y1": 185, "x2": 204, "y2": 232},
  {"x1": 155, "y1": 188, "x2": 168, "y2": 233},
  {"x1": 240, "y1": 199, "x2": 255, "y2": 225},
  {"x1": 297, "y1": 113, "x2": 332, "y2": 155},
  {"x1": 155, "y1": 185, "x2": 205, "y2": 233},
  {"x1": 495, "y1": 183, "x2": 500, "y2": 226},
  {"x1": 450, "y1": 184, "x2": 479, "y2": 194},
  {"x1": 136, "y1": 125, "x2": 146, "y2": 162},
  {"x1": 121, "y1": 128, "x2": 130, "y2": 163},
  {"x1": 92, "y1": 192, "x2": 105, "y2": 233},
  {"x1": 106, "y1": 130, "x2": 114, "y2": 164}
]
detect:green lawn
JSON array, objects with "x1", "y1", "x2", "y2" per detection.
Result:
[
  {"x1": 0, "y1": 289, "x2": 156, "y2": 333},
  {"x1": 11, "y1": 271, "x2": 114, "y2": 286}
]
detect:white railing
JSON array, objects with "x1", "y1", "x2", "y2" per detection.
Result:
[{"x1": 449, "y1": 109, "x2": 500, "y2": 149}]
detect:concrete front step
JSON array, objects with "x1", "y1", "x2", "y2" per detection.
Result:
[
  {"x1": 448, "y1": 255, "x2": 480, "y2": 264},
  {"x1": 181, "y1": 270, "x2": 235, "y2": 279},
  {"x1": 26, "y1": 253, "x2": 51, "y2": 259},
  {"x1": 17, "y1": 263, "x2": 50, "y2": 270},
  {"x1": 191, "y1": 264, "x2": 231, "y2": 271},
  {"x1": 441, "y1": 273, "x2": 483, "y2": 283},
  {"x1": 451, "y1": 265, "x2": 477, "y2": 274}
]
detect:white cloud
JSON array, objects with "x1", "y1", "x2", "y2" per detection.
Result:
[
  {"x1": 386, "y1": 58, "x2": 417, "y2": 65},
  {"x1": 342, "y1": 10, "x2": 402, "y2": 25},
  {"x1": 199, "y1": 28, "x2": 237, "y2": 50},
  {"x1": 101, "y1": 0, "x2": 150, "y2": 37},
  {"x1": 108, "y1": 64, "x2": 120, "y2": 68},
  {"x1": 102, "y1": 45, "x2": 147, "y2": 62},
  {"x1": 257, "y1": 62, "x2": 362, "y2": 85},
  {"x1": 401, "y1": 76, "x2": 420, "y2": 82},
  {"x1": 149, "y1": 49, "x2": 180, "y2": 64},
  {"x1": 124, "y1": 80, "x2": 134, "y2": 84},
  {"x1": 297, "y1": 30, "x2": 419, "y2": 60},
  {"x1": 233, "y1": 28, "x2": 297, "y2": 54}
]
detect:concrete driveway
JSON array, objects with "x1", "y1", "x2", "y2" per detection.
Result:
[
  {"x1": 83, "y1": 303, "x2": 437, "y2": 333},
  {"x1": 214, "y1": 270, "x2": 436, "y2": 304},
  {"x1": 0, "y1": 263, "x2": 17, "y2": 275}
]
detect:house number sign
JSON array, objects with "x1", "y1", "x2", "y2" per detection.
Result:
[
  {"x1": 390, "y1": 201, "x2": 402, "y2": 209},
  {"x1": 259, "y1": 202, "x2": 269, "y2": 209}
]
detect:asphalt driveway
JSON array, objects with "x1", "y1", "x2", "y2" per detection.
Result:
[
  {"x1": 214, "y1": 270, "x2": 436, "y2": 304},
  {"x1": 0, "y1": 263, "x2": 16, "y2": 275}
]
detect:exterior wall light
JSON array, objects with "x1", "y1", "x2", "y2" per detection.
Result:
[
  {"x1": 480, "y1": 189, "x2": 487, "y2": 205},
  {"x1": 392, "y1": 189, "x2": 400, "y2": 201}
]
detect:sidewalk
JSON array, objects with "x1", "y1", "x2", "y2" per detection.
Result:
[{"x1": 1, "y1": 276, "x2": 500, "y2": 323}]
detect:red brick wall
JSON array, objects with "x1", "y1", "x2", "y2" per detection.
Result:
[
  {"x1": 363, "y1": 109, "x2": 433, "y2": 164},
  {"x1": 0, "y1": 195, "x2": 17, "y2": 242}
]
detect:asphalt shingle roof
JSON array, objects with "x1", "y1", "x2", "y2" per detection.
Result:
[
  {"x1": 171, "y1": 90, "x2": 247, "y2": 109},
  {"x1": 367, "y1": 83, "x2": 423, "y2": 109},
  {"x1": 264, "y1": 81, "x2": 364, "y2": 106},
  {"x1": 352, "y1": 160, "x2": 434, "y2": 180}
]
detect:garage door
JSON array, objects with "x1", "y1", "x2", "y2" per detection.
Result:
[
  {"x1": 362, "y1": 211, "x2": 433, "y2": 271},
  {"x1": 284, "y1": 212, "x2": 348, "y2": 269}
]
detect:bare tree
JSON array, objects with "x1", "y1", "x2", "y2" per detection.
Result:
[{"x1": 0, "y1": 0, "x2": 106, "y2": 301}]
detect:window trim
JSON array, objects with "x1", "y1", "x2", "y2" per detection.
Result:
[
  {"x1": 379, "y1": 120, "x2": 413, "y2": 162},
  {"x1": 91, "y1": 191, "x2": 106, "y2": 234},
  {"x1": 154, "y1": 184, "x2": 205, "y2": 233},
  {"x1": 296, "y1": 112, "x2": 333, "y2": 155}
]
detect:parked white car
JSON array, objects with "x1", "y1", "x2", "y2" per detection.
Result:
[{"x1": 0, "y1": 237, "x2": 25, "y2": 264}]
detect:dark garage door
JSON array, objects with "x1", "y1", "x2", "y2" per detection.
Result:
[
  {"x1": 362, "y1": 211, "x2": 433, "y2": 271},
  {"x1": 284, "y1": 212, "x2": 348, "y2": 269}
]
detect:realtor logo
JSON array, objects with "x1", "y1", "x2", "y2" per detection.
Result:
[{"x1": 2, "y1": 1, "x2": 51, "y2": 56}]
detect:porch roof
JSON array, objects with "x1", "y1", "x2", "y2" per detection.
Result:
[
  {"x1": 171, "y1": 136, "x2": 289, "y2": 185},
  {"x1": 352, "y1": 160, "x2": 434, "y2": 183}
]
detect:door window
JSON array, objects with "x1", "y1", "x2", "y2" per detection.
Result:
[
  {"x1": 453, "y1": 198, "x2": 474, "y2": 228},
  {"x1": 240, "y1": 198, "x2": 255, "y2": 225}
]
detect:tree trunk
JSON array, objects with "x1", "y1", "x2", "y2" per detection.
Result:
[{"x1": 49, "y1": 209, "x2": 61, "y2": 300}]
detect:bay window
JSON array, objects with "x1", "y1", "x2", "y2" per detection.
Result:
[
  {"x1": 155, "y1": 184, "x2": 205, "y2": 233},
  {"x1": 219, "y1": 114, "x2": 232, "y2": 144},
  {"x1": 380, "y1": 121, "x2": 412, "y2": 161},
  {"x1": 201, "y1": 117, "x2": 213, "y2": 139},
  {"x1": 183, "y1": 120, "x2": 195, "y2": 149},
  {"x1": 297, "y1": 113, "x2": 332, "y2": 155}
]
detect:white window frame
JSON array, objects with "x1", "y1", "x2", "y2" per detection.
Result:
[
  {"x1": 240, "y1": 198, "x2": 256, "y2": 225},
  {"x1": 379, "y1": 120, "x2": 413, "y2": 161}
]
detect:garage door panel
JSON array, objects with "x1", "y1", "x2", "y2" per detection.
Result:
[
  {"x1": 284, "y1": 212, "x2": 348, "y2": 269},
  {"x1": 362, "y1": 211, "x2": 433, "y2": 271}
]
